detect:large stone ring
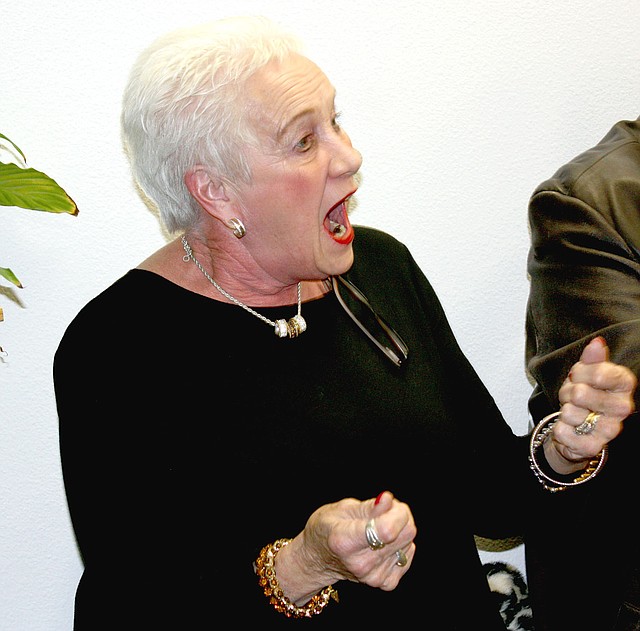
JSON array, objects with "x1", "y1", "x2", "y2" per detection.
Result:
[
  {"x1": 365, "y1": 518, "x2": 385, "y2": 550},
  {"x1": 574, "y1": 411, "x2": 601, "y2": 435},
  {"x1": 395, "y1": 549, "x2": 408, "y2": 567}
]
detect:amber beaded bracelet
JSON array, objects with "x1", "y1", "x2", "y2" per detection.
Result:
[{"x1": 255, "y1": 538, "x2": 339, "y2": 618}]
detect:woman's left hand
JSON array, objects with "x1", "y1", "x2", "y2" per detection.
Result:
[{"x1": 545, "y1": 336, "x2": 637, "y2": 473}]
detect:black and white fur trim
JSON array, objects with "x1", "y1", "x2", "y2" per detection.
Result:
[{"x1": 484, "y1": 562, "x2": 534, "y2": 631}]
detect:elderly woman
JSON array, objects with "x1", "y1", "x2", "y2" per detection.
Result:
[{"x1": 53, "y1": 16, "x2": 636, "y2": 629}]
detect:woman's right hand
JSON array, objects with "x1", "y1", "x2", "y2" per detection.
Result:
[{"x1": 273, "y1": 491, "x2": 416, "y2": 605}]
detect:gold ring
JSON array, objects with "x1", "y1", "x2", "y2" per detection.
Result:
[{"x1": 574, "y1": 411, "x2": 601, "y2": 436}]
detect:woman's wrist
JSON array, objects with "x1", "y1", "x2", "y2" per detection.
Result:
[
  {"x1": 254, "y1": 538, "x2": 339, "y2": 618},
  {"x1": 542, "y1": 439, "x2": 588, "y2": 476},
  {"x1": 272, "y1": 536, "x2": 325, "y2": 605},
  {"x1": 529, "y1": 411, "x2": 608, "y2": 492}
]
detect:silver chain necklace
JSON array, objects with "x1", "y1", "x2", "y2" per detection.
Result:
[{"x1": 181, "y1": 235, "x2": 306, "y2": 338}]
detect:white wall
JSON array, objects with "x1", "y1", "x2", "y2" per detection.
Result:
[{"x1": 1, "y1": 1, "x2": 639, "y2": 628}]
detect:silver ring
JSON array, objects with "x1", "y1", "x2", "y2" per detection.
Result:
[
  {"x1": 365, "y1": 518, "x2": 385, "y2": 550},
  {"x1": 574, "y1": 411, "x2": 601, "y2": 435},
  {"x1": 395, "y1": 549, "x2": 408, "y2": 567}
]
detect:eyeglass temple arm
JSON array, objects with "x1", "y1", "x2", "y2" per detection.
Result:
[{"x1": 331, "y1": 276, "x2": 403, "y2": 367}]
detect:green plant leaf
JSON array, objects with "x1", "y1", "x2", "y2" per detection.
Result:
[
  {"x1": 0, "y1": 162, "x2": 78, "y2": 214},
  {"x1": 0, "y1": 267, "x2": 22, "y2": 288},
  {"x1": 0, "y1": 133, "x2": 26, "y2": 163}
]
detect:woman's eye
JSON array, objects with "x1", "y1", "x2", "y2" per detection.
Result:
[
  {"x1": 332, "y1": 111, "x2": 343, "y2": 130},
  {"x1": 295, "y1": 134, "x2": 314, "y2": 151}
]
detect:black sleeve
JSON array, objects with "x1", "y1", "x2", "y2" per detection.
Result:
[{"x1": 53, "y1": 300, "x2": 208, "y2": 628}]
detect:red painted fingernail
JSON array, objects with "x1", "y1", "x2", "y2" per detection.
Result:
[{"x1": 375, "y1": 491, "x2": 385, "y2": 505}]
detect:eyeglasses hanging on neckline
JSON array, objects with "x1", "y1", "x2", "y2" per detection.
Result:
[{"x1": 331, "y1": 275, "x2": 409, "y2": 368}]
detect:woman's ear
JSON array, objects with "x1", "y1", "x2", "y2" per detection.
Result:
[{"x1": 184, "y1": 166, "x2": 230, "y2": 215}]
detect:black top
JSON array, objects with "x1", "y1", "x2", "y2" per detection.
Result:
[
  {"x1": 526, "y1": 118, "x2": 640, "y2": 630},
  {"x1": 55, "y1": 226, "x2": 548, "y2": 629}
]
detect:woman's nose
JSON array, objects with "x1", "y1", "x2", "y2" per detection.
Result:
[{"x1": 330, "y1": 137, "x2": 363, "y2": 178}]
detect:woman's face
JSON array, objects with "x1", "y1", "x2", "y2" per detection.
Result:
[{"x1": 234, "y1": 53, "x2": 362, "y2": 285}]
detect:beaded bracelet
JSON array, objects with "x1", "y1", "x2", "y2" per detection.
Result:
[
  {"x1": 255, "y1": 538, "x2": 339, "y2": 618},
  {"x1": 529, "y1": 411, "x2": 608, "y2": 493}
]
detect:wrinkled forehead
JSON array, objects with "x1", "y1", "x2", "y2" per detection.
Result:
[{"x1": 244, "y1": 53, "x2": 335, "y2": 140}]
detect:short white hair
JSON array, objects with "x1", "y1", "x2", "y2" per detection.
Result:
[{"x1": 121, "y1": 16, "x2": 303, "y2": 233}]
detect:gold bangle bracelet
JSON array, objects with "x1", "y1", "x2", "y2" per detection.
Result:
[
  {"x1": 529, "y1": 411, "x2": 608, "y2": 493},
  {"x1": 255, "y1": 538, "x2": 339, "y2": 618}
]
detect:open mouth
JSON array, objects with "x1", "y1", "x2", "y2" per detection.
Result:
[{"x1": 324, "y1": 195, "x2": 354, "y2": 243}]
